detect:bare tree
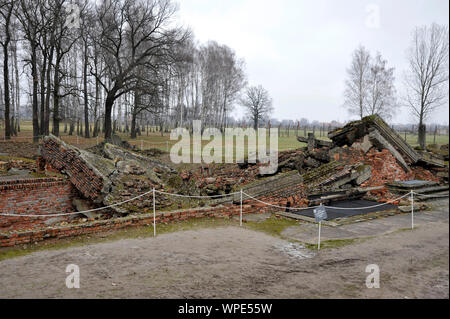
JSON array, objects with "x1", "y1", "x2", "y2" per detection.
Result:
[
  {"x1": 51, "y1": 0, "x2": 81, "y2": 136},
  {"x1": 0, "y1": 0, "x2": 14, "y2": 139},
  {"x1": 11, "y1": 15, "x2": 20, "y2": 133},
  {"x1": 91, "y1": 0, "x2": 189, "y2": 140},
  {"x1": 9, "y1": 0, "x2": 249, "y2": 139},
  {"x1": 240, "y1": 85, "x2": 273, "y2": 130},
  {"x1": 343, "y1": 45, "x2": 371, "y2": 119},
  {"x1": 16, "y1": 0, "x2": 45, "y2": 143},
  {"x1": 366, "y1": 53, "x2": 398, "y2": 120},
  {"x1": 404, "y1": 23, "x2": 449, "y2": 148}
]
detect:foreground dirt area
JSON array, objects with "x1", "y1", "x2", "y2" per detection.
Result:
[{"x1": 0, "y1": 204, "x2": 448, "y2": 299}]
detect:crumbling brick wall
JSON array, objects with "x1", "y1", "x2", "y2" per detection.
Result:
[
  {"x1": 40, "y1": 136, "x2": 110, "y2": 203},
  {"x1": 0, "y1": 178, "x2": 77, "y2": 232}
]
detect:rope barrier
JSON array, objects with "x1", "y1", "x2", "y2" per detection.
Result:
[
  {"x1": 242, "y1": 191, "x2": 410, "y2": 211},
  {"x1": 0, "y1": 189, "x2": 154, "y2": 217},
  {"x1": 323, "y1": 193, "x2": 411, "y2": 210},
  {"x1": 242, "y1": 191, "x2": 322, "y2": 211},
  {"x1": 0, "y1": 188, "x2": 240, "y2": 217},
  {"x1": 0, "y1": 186, "x2": 446, "y2": 218}
]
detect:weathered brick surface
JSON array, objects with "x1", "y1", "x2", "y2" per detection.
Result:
[
  {"x1": 0, "y1": 178, "x2": 77, "y2": 232},
  {"x1": 335, "y1": 148, "x2": 440, "y2": 187},
  {"x1": 40, "y1": 136, "x2": 110, "y2": 203}
]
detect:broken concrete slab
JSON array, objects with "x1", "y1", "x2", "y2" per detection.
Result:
[
  {"x1": 307, "y1": 189, "x2": 366, "y2": 206},
  {"x1": 304, "y1": 156, "x2": 321, "y2": 168},
  {"x1": 417, "y1": 151, "x2": 446, "y2": 168},
  {"x1": 7, "y1": 168, "x2": 31, "y2": 177},
  {"x1": 351, "y1": 135, "x2": 373, "y2": 153},
  {"x1": 368, "y1": 128, "x2": 410, "y2": 172},
  {"x1": 328, "y1": 115, "x2": 421, "y2": 166},
  {"x1": 297, "y1": 133, "x2": 333, "y2": 150},
  {"x1": 355, "y1": 165, "x2": 372, "y2": 185},
  {"x1": 309, "y1": 149, "x2": 330, "y2": 162},
  {"x1": 278, "y1": 211, "x2": 339, "y2": 227},
  {"x1": 398, "y1": 203, "x2": 428, "y2": 213},
  {"x1": 387, "y1": 180, "x2": 438, "y2": 190}
]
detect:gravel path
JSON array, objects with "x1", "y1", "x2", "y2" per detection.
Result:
[{"x1": 0, "y1": 205, "x2": 448, "y2": 299}]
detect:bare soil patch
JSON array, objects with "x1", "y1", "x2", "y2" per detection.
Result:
[
  {"x1": 0, "y1": 141, "x2": 39, "y2": 159},
  {"x1": 0, "y1": 218, "x2": 447, "y2": 299}
]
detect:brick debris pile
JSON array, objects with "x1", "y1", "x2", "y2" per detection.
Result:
[
  {"x1": 0, "y1": 158, "x2": 36, "y2": 172},
  {"x1": 294, "y1": 115, "x2": 448, "y2": 202},
  {"x1": 39, "y1": 135, "x2": 180, "y2": 216},
  {"x1": 40, "y1": 136, "x2": 112, "y2": 203}
]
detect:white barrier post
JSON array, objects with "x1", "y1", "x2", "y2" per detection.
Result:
[
  {"x1": 318, "y1": 221, "x2": 322, "y2": 250},
  {"x1": 410, "y1": 190, "x2": 414, "y2": 230},
  {"x1": 240, "y1": 189, "x2": 243, "y2": 227},
  {"x1": 153, "y1": 188, "x2": 156, "y2": 237}
]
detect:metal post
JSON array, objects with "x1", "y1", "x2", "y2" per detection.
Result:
[
  {"x1": 411, "y1": 190, "x2": 414, "y2": 230},
  {"x1": 153, "y1": 188, "x2": 156, "y2": 237},
  {"x1": 77, "y1": 135, "x2": 79, "y2": 144},
  {"x1": 141, "y1": 140, "x2": 143, "y2": 151},
  {"x1": 318, "y1": 221, "x2": 321, "y2": 250},
  {"x1": 96, "y1": 135, "x2": 98, "y2": 145},
  {"x1": 240, "y1": 189, "x2": 243, "y2": 227},
  {"x1": 166, "y1": 141, "x2": 169, "y2": 152}
]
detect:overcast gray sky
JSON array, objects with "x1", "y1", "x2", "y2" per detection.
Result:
[{"x1": 177, "y1": 0, "x2": 449, "y2": 125}]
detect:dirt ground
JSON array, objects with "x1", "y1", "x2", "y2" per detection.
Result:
[
  {"x1": 0, "y1": 206, "x2": 448, "y2": 299},
  {"x1": 0, "y1": 141, "x2": 39, "y2": 159}
]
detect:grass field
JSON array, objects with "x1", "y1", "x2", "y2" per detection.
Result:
[{"x1": 1, "y1": 121, "x2": 448, "y2": 156}]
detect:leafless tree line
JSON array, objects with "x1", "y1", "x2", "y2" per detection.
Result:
[
  {"x1": 344, "y1": 23, "x2": 448, "y2": 148},
  {"x1": 0, "y1": 0, "x2": 254, "y2": 142},
  {"x1": 404, "y1": 23, "x2": 449, "y2": 148},
  {"x1": 343, "y1": 45, "x2": 398, "y2": 121}
]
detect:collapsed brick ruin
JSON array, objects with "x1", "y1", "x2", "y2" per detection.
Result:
[
  {"x1": 40, "y1": 137, "x2": 112, "y2": 203},
  {"x1": 40, "y1": 135, "x2": 177, "y2": 215},
  {"x1": 0, "y1": 115, "x2": 448, "y2": 247}
]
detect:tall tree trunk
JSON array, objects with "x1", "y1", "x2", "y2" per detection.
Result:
[
  {"x1": 31, "y1": 44, "x2": 39, "y2": 143},
  {"x1": 13, "y1": 36, "x2": 20, "y2": 133},
  {"x1": 1, "y1": 4, "x2": 13, "y2": 140},
  {"x1": 39, "y1": 52, "x2": 47, "y2": 135},
  {"x1": 418, "y1": 119, "x2": 426, "y2": 149},
  {"x1": 104, "y1": 91, "x2": 115, "y2": 141},
  {"x1": 2, "y1": 42, "x2": 11, "y2": 140},
  {"x1": 44, "y1": 48, "x2": 54, "y2": 136},
  {"x1": 93, "y1": 77, "x2": 99, "y2": 137},
  {"x1": 52, "y1": 57, "x2": 61, "y2": 136},
  {"x1": 131, "y1": 89, "x2": 139, "y2": 139},
  {"x1": 83, "y1": 41, "x2": 90, "y2": 138}
]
